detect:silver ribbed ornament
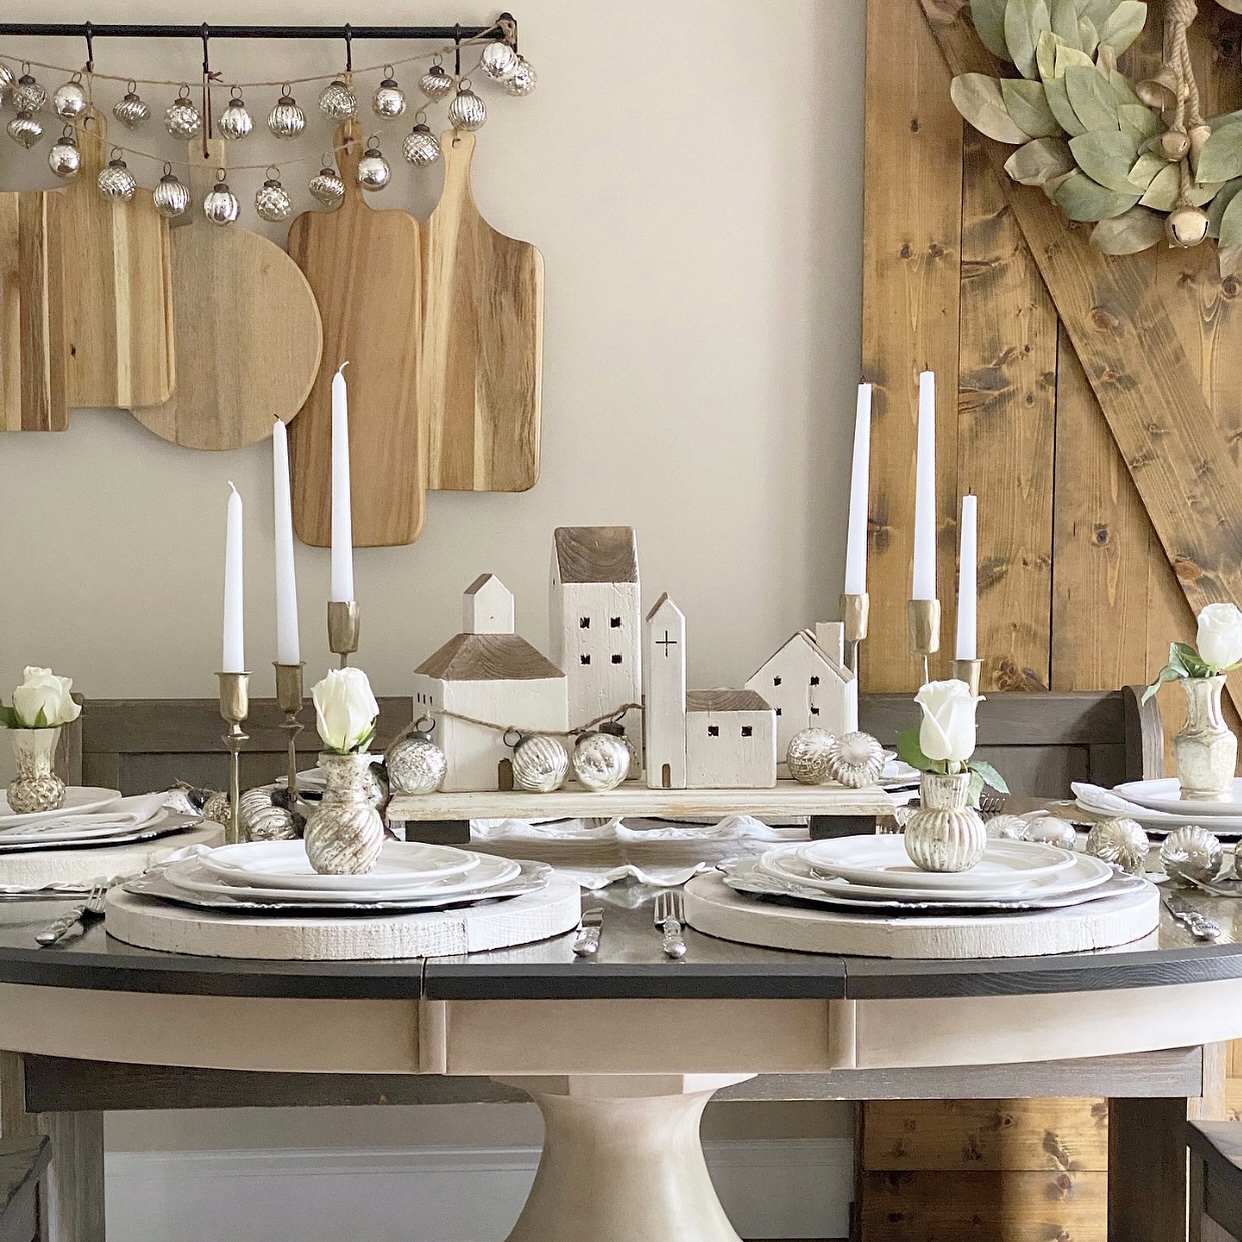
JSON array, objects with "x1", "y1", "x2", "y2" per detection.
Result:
[
  {"x1": 218, "y1": 90, "x2": 253, "y2": 140},
  {"x1": 572, "y1": 729, "x2": 631, "y2": 792},
  {"x1": 481, "y1": 41, "x2": 519, "y2": 83},
  {"x1": 254, "y1": 172, "x2": 292, "y2": 223},
  {"x1": 419, "y1": 63, "x2": 455, "y2": 101},
  {"x1": 512, "y1": 734, "x2": 569, "y2": 793},
  {"x1": 268, "y1": 90, "x2": 306, "y2": 139},
  {"x1": 113, "y1": 85, "x2": 150, "y2": 130},
  {"x1": 357, "y1": 140, "x2": 390, "y2": 191},
  {"x1": 385, "y1": 721, "x2": 448, "y2": 795},
  {"x1": 0, "y1": 63, "x2": 14, "y2": 107},
  {"x1": 985, "y1": 813, "x2": 1030, "y2": 841},
  {"x1": 1160, "y1": 824, "x2": 1224, "y2": 885},
  {"x1": 786, "y1": 727, "x2": 835, "y2": 785},
  {"x1": 52, "y1": 78, "x2": 87, "y2": 120},
  {"x1": 97, "y1": 154, "x2": 136, "y2": 201},
  {"x1": 12, "y1": 72, "x2": 47, "y2": 114},
  {"x1": 402, "y1": 121, "x2": 441, "y2": 167},
  {"x1": 7, "y1": 111, "x2": 42, "y2": 149},
  {"x1": 505, "y1": 57, "x2": 537, "y2": 97},
  {"x1": 165, "y1": 87, "x2": 202, "y2": 139},
  {"x1": 319, "y1": 77, "x2": 357, "y2": 121},
  {"x1": 372, "y1": 73, "x2": 406, "y2": 119},
  {"x1": 1085, "y1": 817, "x2": 1150, "y2": 874},
  {"x1": 1025, "y1": 817, "x2": 1077, "y2": 850},
  {"x1": 203, "y1": 178, "x2": 241, "y2": 225},
  {"x1": 826, "y1": 731, "x2": 885, "y2": 789},
  {"x1": 239, "y1": 788, "x2": 298, "y2": 842},
  {"x1": 309, "y1": 161, "x2": 346, "y2": 209},
  {"x1": 47, "y1": 131, "x2": 81, "y2": 179},
  {"x1": 152, "y1": 168, "x2": 191, "y2": 219},
  {"x1": 448, "y1": 84, "x2": 487, "y2": 131}
]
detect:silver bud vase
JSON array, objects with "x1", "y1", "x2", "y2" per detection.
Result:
[
  {"x1": 303, "y1": 752, "x2": 385, "y2": 875},
  {"x1": 904, "y1": 770, "x2": 986, "y2": 873},
  {"x1": 7, "y1": 727, "x2": 65, "y2": 814},
  {"x1": 1174, "y1": 675, "x2": 1237, "y2": 801}
]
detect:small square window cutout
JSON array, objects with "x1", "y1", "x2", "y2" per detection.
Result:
[
  {"x1": 741, "y1": 726, "x2": 753, "y2": 738},
  {"x1": 611, "y1": 654, "x2": 622, "y2": 664},
  {"x1": 610, "y1": 617, "x2": 622, "y2": 628},
  {"x1": 708, "y1": 725, "x2": 719, "y2": 737},
  {"x1": 810, "y1": 706, "x2": 820, "y2": 716},
  {"x1": 580, "y1": 654, "x2": 591, "y2": 665},
  {"x1": 773, "y1": 676, "x2": 782, "y2": 687},
  {"x1": 579, "y1": 617, "x2": 590, "y2": 629},
  {"x1": 810, "y1": 675, "x2": 820, "y2": 686}
]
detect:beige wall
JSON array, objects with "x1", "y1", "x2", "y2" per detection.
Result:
[{"x1": 0, "y1": 0, "x2": 864, "y2": 1153}]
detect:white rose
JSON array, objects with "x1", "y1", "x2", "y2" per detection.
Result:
[
  {"x1": 1197, "y1": 603, "x2": 1242, "y2": 673},
  {"x1": 11, "y1": 666, "x2": 81, "y2": 729},
  {"x1": 915, "y1": 678, "x2": 978, "y2": 764},
  {"x1": 312, "y1": 667, "x2": 380, "y2": 753}
]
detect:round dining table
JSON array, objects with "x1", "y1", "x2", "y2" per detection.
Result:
[{"x1": 2, "y1": 883, "x2": 1242, "y2": 1242}]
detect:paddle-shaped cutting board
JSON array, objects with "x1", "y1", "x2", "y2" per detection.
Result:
[
  {"x1": 287, "y1": 121, "x2": 424, "y2": 546},
  {"x1": 58, "y1": 109, "x2": 174, "y2": 409},
  {"x1": 130, "y1": 140, "x2": 323, "y2": 450},
  {"x1": 421, "y1": 129, "x2": 543, "y2": 492},
  {"x1": 0, "y1": 189, "x2": 65, "y2": 430}
]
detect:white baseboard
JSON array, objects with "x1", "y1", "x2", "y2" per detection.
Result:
[{"x1": 106, "y1": 1137, "x2": 851, "y2": 1241}]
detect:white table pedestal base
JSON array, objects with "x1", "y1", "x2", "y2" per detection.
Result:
[{"x1": 498, "y1": 1074, "x2": 754, "y2": 1242}]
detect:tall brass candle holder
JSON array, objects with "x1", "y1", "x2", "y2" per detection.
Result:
[
  {"x1": 951, "y1": 658, "x2": 982, "y2": 697},
  {"x1": 274, "y1": 662, "x2": 305, "y2": 798},
  {"x1": 216, "y1": 672, "x2": 250, "y2": 846},
  {"x1": 840, "y1": 592, "x2": 869, "y2": 677},
  {"x1": 907, "y1": 599, "x2": 941, "y2": 687},
  {"x1": 328, "y1": 600, "x2": 360, "y2": 668}
]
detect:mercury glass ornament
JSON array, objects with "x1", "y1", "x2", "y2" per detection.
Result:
[
  {"x1": 904, "y1": 771, "x2": 986, "y2": 873},
  {"x1": 402, "y1": 121, "x2": 441, "y2": 167},
  {"x1": 239, "y1": 788, "x2": 297, "y2": 842},
  {"x1": 512, "y1": 734, "x2": 569, "y2": 793},
  {"x1": 201, "y1": 790, "x2": 230, "y2": 826},
  {"x1": 113, "y1": 85, "x2": 150, "y2": 130},
  {"x1": 0, "y1": 63, "x2": 14, "y2": 108},
  {"x1": 7, "y1": 111, "x2": 42, "y2": 148},
  {"x1": 826, "y1": 731, "x2": 885, "y2": 789},
  {"x1": 419, "y1": 63, "x2": 455, "y2": 102},
  {"x1": 47, "y1": 131, "x2": 81, "y2": 179},
  {"x1": 1160, "y1": 824, "x2": 1224, "y2": 885},
  {"x1": 12, "y1": 72, "x2": 47, "y2": 114},
  {"x1": 218, "y1": 90, "x2": 253, "y2": 140},
  {"x1": 356, "y1": 140, "x2": 391, "y2": 191},
  {"x1": 304, "y1": 752, "x2": 384, "y2": 876},
  {"x1": 373, "y1": 72, "x2": 406, "y2": 119},
  {"x1": 786, "y1": 728, "x2": 835, "y2": 785},
  {"x1": 1085, "y1": 817, "x2": 1150, "y2": 874},
  {"x1": 97, "y1": 154, "x2": 136, "y2": 201},
  {"x1": 152, "y1": 168, "x2": 191, "y2": 219},
  {"x1": 448, "y1": 85, "x2": 487, "y2": 131},
  {"x1": 319, "y1": 77, "x2": 357, "y2": 121},
  {"x1": 1025, "y1": 817, "x2": 1077, "y2": 851},
  {"x1": 254, "y1": 172, "x2": 292, "y2": 223},
  {"x1": 480, "y1": 41, "x2": 519, "y2": 83},
  {"x1": 309, "y1": 161, "x2": 346, "y2": 209},
  {"x1": 165, "y1": 88, "x2": 202, "y2": 139},
  {"x1": 505, "y1": 57, "x2": 538, "y2": 97},
  {"x1": 984, "y1": 813, "x2": 1030, "y2": 841},
  {"x1": 268, "y1": 90, "x2": 306, "y2": 140},
  {"x1": 52, "y1": 78, "x2": 87, "y2": 120},
  {"x1": 572, "y1": 729, "x2": 631, "y2": 792},
  {"x1": 386, "y1": 721, "x2": 448, "y2": 795},
  {"x1": 203, "y1": 177, "x2": 241, "y2": 225}
]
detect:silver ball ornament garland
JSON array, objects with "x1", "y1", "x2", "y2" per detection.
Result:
[
  {"x1": 786, "y1": 728, "x2": 835, "y2": 785},
  {"x1": 319, "y1": 77, "x2": 357, "y2": 122},
  {"x1": 481, "y1": 41, "x2": 519, "y2": 83},
  {"x1": 511, "y1": 734, "x2": 569, "y2": 793},
  {"x1": 403, "y1": 120, "x2": 441, "y2": 167},
  {"x1": 12, "y1": 71, "x2": 47, "y2": 114},
  {"x1": 385, "y1": 719, "x2": 448, "y2": 795},
  {"x1": 1160, "y1": 824, "x2": 1224, "y2": 885},
  {"x1": 113, "y1": 84, "x2": 151, "y2": 130},
  {"x1": 505, "y1": 57, "x2": 538, "y2": 97},
  {"x1": 7, "y1": 111, "x2": 42, "y2": 149},
  {"x1": 0, "y1": 63, "x2": 14, "y2": 107},
  {"x1": 448, "y1": 83, "x2": 487, "y2": 131},
  {"x1": 97, "y1": 154, "x2": 137, "y2": 202},
  {"x1": 373, "y1": 71, "x2": 406, "y2": 119},
  {"x1": 52, "y1": 77, "x2": 87, "y2": 120},
  {"x1": 152, "y1": 166, "x2": 191, "y2": 219},
  {"x1": 419, "y1": 62, "x2": 455, "y2": 102},
  {"x1": 309, "y1": 159, "x2": 346, "y2": 209},
  {"x1": 254, "y1": 170, "x2": 293, "y2": 223},
  {"x1": 571, "y1": 729, "x2": 631, "y2": 792},
  {"x1": 356, "y1": 137, "x2": 391, "y2": 192},
  {"x1": 1085, "y1": 817, "x2": 1150, "y2": 874},
  {"x1": 47, "y1": 130, "x2": 81, "y2": 179},
  {"x1": 164, "y1": 85, "x2": 202, "y2": 139},
  {"x1": 202, "y1": 175, "x2": 241, "y2": 226},
  {"x1": 268, "y1": 88, "x2": 306, "y2": 140},
  {"x1": 218, "y1": 90, "x2": 254, "y2": 141}
]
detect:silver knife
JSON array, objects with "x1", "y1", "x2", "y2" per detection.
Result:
[
  {"x1": 1163, "y1": 891, "x2": 1222, "y2": 941},
  {"x1": 572, "y1": 907, "x2": 604, "y2": 957}
]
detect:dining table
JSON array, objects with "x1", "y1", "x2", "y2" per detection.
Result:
[{"x1": 1, "y1": 882, "x2": 1242, "y2": 1242}]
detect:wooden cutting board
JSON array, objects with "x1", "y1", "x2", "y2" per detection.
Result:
[
  {"x1": 0, "y1": 189, "x2": 66, "y2": 430},
  {"x1": 59, "y1": 109, "x2": 174, "y2": 409},
  {"x1": 421, "y1": 129, "x2": 543, "y2": 493},
  {"x1": 287, "y1": 121, "x2": 424, "y2": 546},
  {"x1": 130, "y1": 140, "x2": 323, "y2": 450}
]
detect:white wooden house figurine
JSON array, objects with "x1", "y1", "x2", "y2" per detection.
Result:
[
  {"x1": 643, "y1": 592, "x2": 687, "y2": 789},
  {"x1": 746, "y1": 628, "x2": 857, "y2": 765},
  {"x1": 685, "y1": 690, "x2": 778, "y2": 789},
  {"x1": 549, "y1": 526, "x2": 643, "y2": 760},
  {"x1": 413, "y1": 574, "x2": 568, "y2": 792}
]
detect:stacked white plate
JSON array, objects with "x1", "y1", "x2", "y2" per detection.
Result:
[
  {"x1": 0, "y1": 790, "x2": 200, "y2": 853},
  {"x1": 1073, "y1": 779, "x2": 1242, "y2": 837},
  {"x1": 724, "y1": 835, "x2": 1145, "y2": 914},
  {"x1": 124, "y1": 840, "x2": 552, "y2": 914}
]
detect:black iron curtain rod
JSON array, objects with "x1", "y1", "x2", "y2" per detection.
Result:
[{"x1": 0, "y1": 22, "x2": 505, "y2": 40}]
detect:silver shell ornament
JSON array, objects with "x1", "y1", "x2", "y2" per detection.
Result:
[
  {"x1": 52, "y1": 79, "x2": 87, "y2": 120},
  {"x1": 165, "y1": 88, "x2": 203, "y2": 139},
  {"x1": 47, "y1": 132, "x2": 81, "y2": 178},
  {"x1": 786, "y1": 728, "x2": 835, "y2": 785},
  {"x1": 7, "y1": 111, "x2": 43, "y2": 149},
  {"x1": 309, "y1": 162, "x2": 346, "y2": 209},
  {"x1": 12, "y1": 73, "x2": 47, "y2": 114},
  {"x1": 268, "y1": 91, "x2": 306, "y2": 140},
  {"x1": 239, "y1": 787, "x2": 298, "y2": 842},
  {"x1": 402, "y1": 122, "x2": 441, "y2": 167},
  {"x1": 1024, "y1": 816, "x2": 1077, "y2": 851},
  {"x1": 152, "y1": 170, "x2": 191, "y2": 219},
  {"x1": 1160, "y1": 824, "x2": 1224, "y2": 885},
  {"x1": 254, "y1": 174, "x2": 293, "y2": 223},
  {"x1": 512, "y1": 734, "x2": 570, "y2": 793},
  {"x1": 1085, "y1": 817, "x2": 1150, "y2": 874},
  {"x1": 481, "y1": 41, "x2": 519, "y2": 83},
  {"x1": 203, "y1": 178, "x2": 241, "y2": 226},
  {"x1": 356, "y1": 140, "x2": 391, "y2": 191},
  {"x1": 571, "y1": 729, "x2": 631, "y2": 792},
  {"x1": 113, "y1": 87, "x2": 151, "y2": 130},
  {"x1": 218, "y1": 91, "x2": 254, "y2": 140},
  {"x1": 826, "y1": 731, "x2": 885, "y2": 789},
  {"x1": 984, "y1": 813, "x2": 1030, "y2": 841},
  {"x1": 318, "y1": 78, "x2": 357, "y2": 121},
  {"x1": 448, "y1": 85, "x2": 487, "y2": 131},
  {"x1": 419, "y1": 64, "x2": 455, "y2": 102},
  {"x1": 97, "y1": 155, "x2": 137, "y2": 202},
  {"x1": 505, "y1": 57, "x2": 538, "y2": 97},
  {"x1": 0, "y1": 63, "x2": 14, "y2": 107},
  {"x1": 372, "y1": 75, "x2": 406, "y2": 119},
  {"x1": 385, "y1": 723, "x2": 448, "y2": 795}
]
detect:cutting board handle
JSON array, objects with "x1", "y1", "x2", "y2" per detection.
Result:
[
  {"x1": 439, "y1": 129, "x2": 478, "y2": 214},
  {"x1": 334, "y1": 120, "x2": 367, "y2": 205},
  {"x1": 72, "y1": 107, "x2": 109, "y2": 179}
]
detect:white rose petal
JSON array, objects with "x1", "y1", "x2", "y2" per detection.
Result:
[
  {"x1": 914, "y1": 678, "x2": 979, "y2": 764},
  {"x1": 1197, "y1": 603, "x2": 1242, "y2": 673},
  {"x1": 311, "y1": 667, "x2": 380, "y2": 753},
  {"x1": 10, "y1": 666, "x2": 81, "y2": 729}
]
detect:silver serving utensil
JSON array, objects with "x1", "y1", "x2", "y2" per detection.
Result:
[
  {"x1": 654, "y1": 889, "x2": 687, "y2": 959},
  {"x1": 572, "y1": 907, "x2": 604, "y2": 957},
  {"x1": 35, "y1": 879, "x2": 109, "y2": 945},
  {"x1": 1163, "y1": 891, "x2": 1222, "y2": 941}
]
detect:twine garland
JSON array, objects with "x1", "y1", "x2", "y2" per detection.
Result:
[{"x1": 393, "y1": 703, "x2": 644, "y2": 749}]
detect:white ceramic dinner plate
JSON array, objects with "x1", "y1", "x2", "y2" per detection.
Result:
[
  {"x1": 198, "y1": 840, "x2": 481, "y2": 892},
  {"x1": 795, "y1": 835, "x2": 1079, "y2": 891},
  {"x1": 0, "y1": 787, "x2": 122, "y2": 830},
  {"x1": 762, "y1": 846, "x2": 1113, "y2": 904},
  {"x1": 0, "y1": 811, "x2": 202, "y2": 853},
  {"x1": 1112, "y1": 777, "x2": 1242, "y2": 816}
]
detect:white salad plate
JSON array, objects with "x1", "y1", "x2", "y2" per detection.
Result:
[
  {"x1": 0, "y1": 788, "x2": 122, "y2": 830},
  {"x1": 795, "y1": 836, "x2": 1079, "y2": 891},
  {"x1": 1112, "y1": 777, "x2": 1242, "y2": 816},
  {"x1": 198, "y1": 840, "x2": 481, "y2": 892},
  {"x1": 0, "y1": 811, "x2": 202, "y2": 853}
]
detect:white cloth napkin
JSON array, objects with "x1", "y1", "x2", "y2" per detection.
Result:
[{"x1": 0, "y1": 792, "x2": 174, "y2": 837}]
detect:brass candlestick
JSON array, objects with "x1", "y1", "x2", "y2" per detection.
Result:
[
  {"x1": 907, "y1": 598, "x2": 941, "y2": 687},
  {"x1": 216, "y1": 672, "x2": 250, "y2": 846},
  {"x1": 839, "y1": 592, "x2": 869, "y2": 677},
  {"x1": 951, "y1": 658, "x2": 982, "y2": 697},
  {"x1": 328, "y1": 600, "x2": 360, "y2": 667},
  {"x1": 274, "y1": 662, "x2": 305, "y2": 798}
]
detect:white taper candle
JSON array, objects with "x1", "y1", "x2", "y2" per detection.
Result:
[
  {"x1": 222, "y1": 482, "x2": 245, "y2": 673},
  {"x1": 955, "y1": 493, "x2": 978, "y2": 663},
  {"x1": 272, "y1": 420, "x2": 300, "y2": 665},
  {"x1": 911, "y1": 370, "x2": 937, "y2": 601},
  {"x1": 330, "y1": 363, "x2": 355, "y2": 603},
  {"x1": 843, "y1": 382, "x2": 872, "y2": 596}
]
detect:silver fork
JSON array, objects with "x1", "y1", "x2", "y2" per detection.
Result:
[
  {"x1": 35, "y1": 880, "x2": 108, "y2": 946},
  {"x1": 654, "y1": 889, "x2": 687, "y2": 959}
]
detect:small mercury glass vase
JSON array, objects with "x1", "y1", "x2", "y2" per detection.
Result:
[
  {"x1": 7, "y1": 727, "x2": 65, "y2": 814},
  {"x1": 1175, "y1": 675, "x2": 1237, "y2": 801},
  {"x1": 303, "y1": 752, "x2": 385, "y2": 875},
  {"x1": 904, "y1": 770, "x2": 986, "y2": 873}
]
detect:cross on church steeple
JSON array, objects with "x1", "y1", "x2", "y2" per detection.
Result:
[{"x1": 657, "y1": 630, "x2": 678, "y2": 656}]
